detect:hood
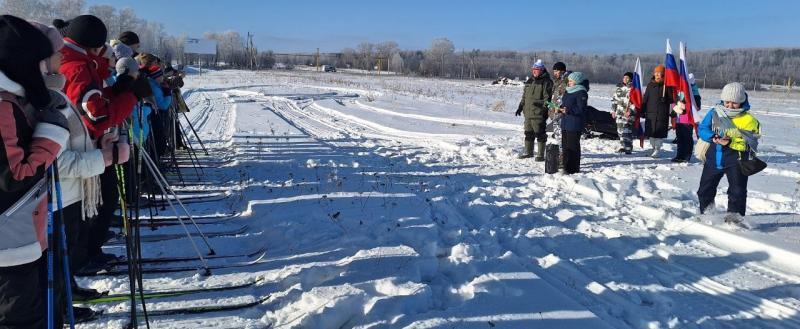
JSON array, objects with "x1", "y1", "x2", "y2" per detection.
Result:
[
  {"x1": 535, "y1": 69, "x2": 551, "y2": 80},
  {"x1": 61, "y1": 38, "x2": 92, "y2": 64},
  {"x1": 0, "y1": 70, "x2": 26, "y2": 96}
]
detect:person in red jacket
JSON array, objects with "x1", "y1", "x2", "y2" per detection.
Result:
[
  {"x1": 53, "y1": 15, "x2": 138, "y2": 268},
  {"x1": 0, "y1": 15, "x2": 70, "y2": 328},
  {"x1": 53, "y1": 15, "x2": 137, "y2": 139}
]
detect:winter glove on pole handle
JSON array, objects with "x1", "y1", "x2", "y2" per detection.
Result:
[
  {"x1": 111, "y1": 75, "x2": 135, "y2": 95},
  {"x1": 132, "y1": 75, "x2": 153, "y2": 99}
]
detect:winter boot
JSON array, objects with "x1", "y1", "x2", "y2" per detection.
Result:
[
  {"x1": 518, "y1": 140, "x2": 534, "y2": 159},
  {"x1": 723, "y1": 212, "x2": 743, "y2": 224},
  {"x1": 534, "y1": 142, "x2": 546, "y2": 162},
  {"x1": 73, "y1": 306, "x2": 99, "y2": 323},
  {"x1": 650, "y1": 138, "x2": 662, "y2": 158},
  {"x1": 71, "y1": 283, "x2": 105, "y2": 301}
]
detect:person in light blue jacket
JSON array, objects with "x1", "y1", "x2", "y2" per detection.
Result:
[{"x1": 141, "y1": 64, "x2": 172, "y2": 157}]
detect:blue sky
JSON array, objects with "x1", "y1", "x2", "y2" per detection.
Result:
[{"x1": 85, "y1": 0, "x2": 799, "y2": 54}]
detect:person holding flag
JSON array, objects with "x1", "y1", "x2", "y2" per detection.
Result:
[
  {"x1": 630, "y1": 58, "x2": 646, "y2": 149},
  {"x1": 611, "y1": 72, "x2": 635, "y2": 154},
  {"x1": 641, "y1": 64, "x2": 674, "y2": 158},
  {"x1": 671, "y1": 42, "x2": 701, "y2": 163}
]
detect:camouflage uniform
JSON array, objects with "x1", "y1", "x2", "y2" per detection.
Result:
[
  {"x1": 548, "y1": 71, "x2": 570, "y2": 145},
  {"x1": 611, "y1": 82, "x2": 635, "y2": 152}
]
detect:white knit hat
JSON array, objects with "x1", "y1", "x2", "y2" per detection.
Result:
[
  {"x1": 720, "y1": 82, "x2": 747, "y2": 103},
  {"x1": 115, "y1": 57, "x2": 139, "y2": 77}
]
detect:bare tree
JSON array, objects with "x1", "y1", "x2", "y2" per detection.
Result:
[{"x1": 356, "y1": 42, "x2": 374, "y2": 70}]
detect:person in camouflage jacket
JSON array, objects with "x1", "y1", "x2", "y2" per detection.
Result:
[
  {"x1": 611, "y1": 72, "x2": 635, "y2": 154},
  {"x1": 515, "y1": 60, "x2": 553, "y2": 161}
]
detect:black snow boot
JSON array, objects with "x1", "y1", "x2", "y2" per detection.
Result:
[
  {"x1": 534, "y1": 142, "x2": 545, "y2": 162},
  {"x1": 518, "y1": 140, "x2": 534, "y2": 159}
]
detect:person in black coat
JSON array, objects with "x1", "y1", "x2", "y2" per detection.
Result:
[
  {"x1": 556, "y1": 72, "x2": 588, "y2": 174},
  {"x1": 640, "y1": 65, "x2": 674, "y2": 158}
]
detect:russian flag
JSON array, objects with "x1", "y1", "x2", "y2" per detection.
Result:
[
  {"x1": 664, "y1": 39, "x2": 680, "y2": 98},
  {"x1": 631, "y1": 58, "x2": 646, "y2": 147},
  {"x1": 678, "y1": 41, "x2": 699, "y2": 126}
]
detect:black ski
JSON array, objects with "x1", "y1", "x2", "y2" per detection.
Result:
[
  {"x1": 107, "y1": 246, "x2": 266, "y2": 265},
  {"x1": 106, "y1": 225, "x2": 249, "y2": 245},
  {"x1": 81, "y1": 250, "x2": 267, "y2": 276}
]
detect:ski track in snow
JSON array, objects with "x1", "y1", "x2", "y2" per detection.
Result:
[{"x1": 76, "y1": 69, "x2": 800, "y2": 329}]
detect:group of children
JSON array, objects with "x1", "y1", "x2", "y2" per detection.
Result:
[{"x1": 0, "y1": 14, "x2": 186, "y2": 327}]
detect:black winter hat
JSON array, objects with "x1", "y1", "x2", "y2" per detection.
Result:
[
  {"x1": 624, "y1": 72, "x2": 634, "y2": 79},
  {"x1": 0, "y1": 15, "x2": 54, "y2": 110},
  {"x1": 118, "y1": 31, "x2": 140, "y2": 46},
  {"x1": 53, "y1": 15, "x2": 107, "y2": 48},
  {"x1": 552, "y1": 62, "x2": 566, "y2": 71}
]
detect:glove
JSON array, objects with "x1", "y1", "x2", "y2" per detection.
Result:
[
  {"x1": 132, "y1": 75, "x2": 153, "y2": 99},
  {"x1": 36, "y1": 90, "x2": 69, "y2": 130},
  {"x1": 111, "y1": 75, "x2": 135, "y2": 95},
  {"x1": 673, "y1": 101, "x2": 685, "y2": 115},
  {"x1": 515, "y1": 108, "x2": 522, "y2": 116},
  {"x1": 115, "y1": 142, "x2": 130, "y2": 164},
  {"x1": 100, "y1": 140, "x2": 114, "y2": 166}
]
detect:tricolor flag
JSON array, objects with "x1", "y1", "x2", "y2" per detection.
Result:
[
  {"x1": 664, "y1": 39, "x2": 680, "y2": 99},
  {"x1": 678, "y1": 41, "x2": 699, "y2": 126},
  {"x1": 631, "y1": 57, "x2": 646, "y2": 147}
]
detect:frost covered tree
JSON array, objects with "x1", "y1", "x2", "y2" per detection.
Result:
[
  {"x1": 389, "y1": 53, "x2": 404, "y2": 73},
  {"x1": 427, "y1": 38, "x2": 454, "y2": 77}
]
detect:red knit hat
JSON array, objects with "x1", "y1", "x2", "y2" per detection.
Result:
[
  {"x1": 653, "y1": 65, "x2": 665, "y2": 74},
  {"x1": 143, "y1": 65, "x2": 163, "y2": 79}
]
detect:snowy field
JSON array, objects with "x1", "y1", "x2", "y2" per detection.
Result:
[{"x1": 77, "y1": 69, "x2": 800, "y2": 328}]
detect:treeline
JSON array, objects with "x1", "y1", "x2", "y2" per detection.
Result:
[
  {"x1": 1, "y1": 0, "x2": 184, "y2": 62},
  {"x1": 316, "y1": 39, "x2": 799, "y2": 89}
]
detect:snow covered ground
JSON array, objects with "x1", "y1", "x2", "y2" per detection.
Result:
[{"x1": 77, "y1": 69, "x2": 800, "y2": 328}]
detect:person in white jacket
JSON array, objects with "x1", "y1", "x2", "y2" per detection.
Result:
[{"x1": 30, "y1": 20, "x2": 120, "y2": 322}]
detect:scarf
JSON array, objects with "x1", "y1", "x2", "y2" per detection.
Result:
[
  {"x1": 712, "y1": 105, "x2": 759, "y2": 152},
  {"x1": 45, "y1": 75, "x2": 102, "y2": 219},
  {"x1": 566, "y1": 84, "x2": 586, "y2": 94}
]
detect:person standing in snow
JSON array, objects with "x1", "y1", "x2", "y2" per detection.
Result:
[
  {"x1": 549, "y1": 62, "x2": 570, "y2": 167},
  {"x1": 670, "y1": 74, "x2": 699, "y2": 163},
  {"x1": 0, "y1": 15, "x2": 71, "y2": 328},
  {"x1": 515, "y1": 59, "x2": 553, "y2": 161},
  {"x1": 54, "y1": 15, "x2": 138, "y2": 269},
  {"x1": 641, "y1": 65, "x2": 674, "y2": 158},
  {"x1": 556, "y1": 72, "x2": 588, "y2": 174},
  {"x1": 550, "y1": 62, "x2": 569, "y2": 109},
  {"x1": 689, "y1": 73, "x2": 702, "y2": 109},
  {"x1": 29, "y1": 19, "x2": 112, "y2": 321},
  {"x1": 697, "y1": 82, "x2": 760, "y2": 224},
  {"x1": 611, "y1": 72, "x2": 635, "y2": 154}
]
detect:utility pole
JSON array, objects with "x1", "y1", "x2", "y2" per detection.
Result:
[{"x1": 316, "y1": 48, "x2": 320, "y2": 72}]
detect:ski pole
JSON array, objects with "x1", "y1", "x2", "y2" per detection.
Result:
[
  {"x1": 132, "y1": 139, "x2": 213, "y2": 274},
  {"x1": 46, "y1": 167, "x2": 55, "y2": 329},
  {"x1": 182, "y1": 111, "x2": 209, "y2": 155},
  {"x1": 114, "y1": 164, "x2": 138, "y2": 328},
  {"x1": 51, "y1": 160, "x2": 75, "y2": 329},
  {"x1": 135, "y1": 139, "x2": 216, "y2": 253},
  {"x1": 122, "y1": 125, "x2": 152, "y2": 328}
]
